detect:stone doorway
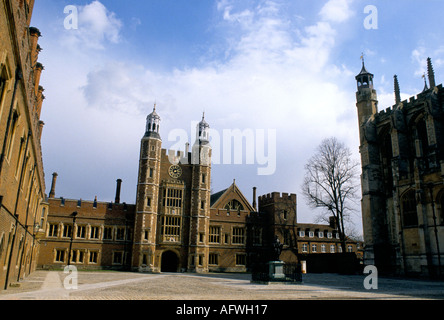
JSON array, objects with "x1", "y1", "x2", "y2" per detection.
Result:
[{"x1": 161, "y1": 250, "x2": 179, "y2": 272}]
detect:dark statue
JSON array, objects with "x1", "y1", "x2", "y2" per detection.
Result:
[{"x1": 272, "y1": 236, "x2": 283, "y2": 261}]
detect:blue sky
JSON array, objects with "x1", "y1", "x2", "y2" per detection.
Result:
[{"x1": 31, "y1": 0, "x2": 444, "y2": 236}]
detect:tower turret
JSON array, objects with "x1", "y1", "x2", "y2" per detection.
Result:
[
  {"x1": 145, "y1": 104, "x2": 161, "y2": 139},
  {"x1": 355, "y1": 59, "x2": 378, "y2": 127},
  {"x1": 132, "y1": 103, "x2": 163, "y2": 272}
]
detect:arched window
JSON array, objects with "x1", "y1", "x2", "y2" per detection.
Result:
[
  {"x1": 224, "y1": 199, "x2": 244, "y2": 212},
  {"x1": 401, "y1": 190, "x2": 418, "y2": 227}
]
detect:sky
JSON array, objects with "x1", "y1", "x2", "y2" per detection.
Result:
[{"x1": 31, "y1": 0, "x2": 444, "y2": 236}]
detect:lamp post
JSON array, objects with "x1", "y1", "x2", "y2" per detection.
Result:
[{"x1": 67, "y1": 212, "x2": 77, "y2": 266}]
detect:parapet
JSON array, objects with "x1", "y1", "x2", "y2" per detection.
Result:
[{"x1": 258, "y1": 192, "x2": 297, "y2": 205}]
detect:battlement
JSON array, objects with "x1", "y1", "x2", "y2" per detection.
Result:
[
  {"x1": 258, "y1": 192, "x2": 297, "y2": 205},
  {"x1": 377, "y1": 83, "x2": 443, "y2": 119}
]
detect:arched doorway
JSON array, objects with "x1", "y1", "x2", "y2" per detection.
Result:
[{"x1": 161, "y1": 250, "x2": 179, "y2": 272}]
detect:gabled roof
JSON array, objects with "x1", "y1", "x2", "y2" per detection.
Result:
[{"x1": 210, "y1": 181, "x2": 255, "y2": 212}]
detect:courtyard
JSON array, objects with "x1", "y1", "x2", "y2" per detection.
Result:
[{"x1": 0, "y1": 270, "x2": 443, "y2": 300}]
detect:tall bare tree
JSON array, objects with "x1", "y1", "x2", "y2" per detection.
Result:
[{"x1": 301, "y1": 137, "x2": 360, "y2": 252}]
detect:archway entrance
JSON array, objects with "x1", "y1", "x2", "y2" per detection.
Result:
[{"x1": 161, "y1": 251, "x2": 179, "y2": 272}]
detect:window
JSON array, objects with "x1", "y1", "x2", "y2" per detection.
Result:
[
  {"x1": 201, "y1": 173, "x2": 206, "y2": 184},
  {"x1": 161, "y1": 216, "x2": 181, "y2": 242},
  {"x1": 199, "y1": 233, "x2": 204, "y2": 243},
  {"x1": 318, "y1": 231, "x2": 324, "y2": 238},
  {"x1": 116, "y1": 227, "x2": 125, "y2": 240},
  {"x1": 308, "y1": 231, "x2": 314, "y2": 238},
  {"x1": 347, "y1": 245, "x2": 353, "y2": 253},
  {"x1": 149, "y1": 168, "x2": 153, "y2": 178},
  {"x1": 327, "y1": 232, "x2": 332, "y2": 239},
  {"x1": 163, "y1": 188, "x2": 183, "y2": 210},
  {"x1": 62, "y1": 224, "x2": 72, "y2": 238},
  {"x1": 330, "y1": 245, "x2": 335, "y2": 253},
  {"x1": 89, "y1": 251, "x2": 98, "y2": 264},
  {"x1": 5, "y1": 111, "x2": 18, "y2": 160},
  {"x1": 103, "y1": 227, "x2": 113, "y2": 240},
  {"x1": 76, "y1": 225, "x2": 86, "y2": 238},
  {"x1": 321, "y1": 244, "x2": 326, "y2": 253},
  {"x1": 235, "y1": 254, "x2": 246, "y2": 266},
  {"x1": 201, "y1": 200, "x2": 205, "y2": 210},
  {"x1": 70, "y1": 250, "x2": 84, "y2": 264},
  {"x1": 283, "y1": 210, "x2": 288, "y2": 220},
  {"x1": 302, "y1": 244, "x2": 308, "y2": 253},
  {"x1": 144, "y1": 230, "x2": 149, "y2": 240},
  {"x1": 113, "y1": 252, "x2": 123, "y2": 265},
  {"x1": 146, "y1": 197, "x2": 151, "y2": 207},
  {"x1": 224, "y1": 200, "x2": 244, "y2": 212},
  {"x1": 401, "y1": 190, "x2": 418, "y2": 227},
  {"x1": 90, "y1": 226, "x2": 99, "y2": 239},
  {"x1": 232, "y1": 227, "x2": 245, "y2": 244},
  {"x1": 209, "y1": 226, "x2": 220, "y2": 243},
  {"x1": 48, "y1": 224, "x2": 58, "y2": 237},
  {"x1": 252, "y1": 227, "x2": 262, "y2": 245},
  {"x1": 209, "y1": 253, "x2": 218, "y2": 265},
  {"x1": 311, "y1": 244, "x2": 317, "y2": 253},
  {"x1": 55, "y1": 249, "x2": 65, "y2": 263},
  {"x1": 298, "y1": 230, "x2": 305, "y2": 237},
  {"x1": 224, "y1": 233, "x2": 230, "y2": 244}
]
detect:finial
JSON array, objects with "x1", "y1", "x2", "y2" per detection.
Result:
[
  {"x1": 427, "y1": 57, "x2": 436, "y2": 88},
  {"x1": 153, "y1": 101, "x2": 156, "y2": 111},
  {"x1": 360, "y1": 52, "x2": 365, "y2": 66},
  {"x1": 202, "y1": 111, "x2": 205, "y2": 120},
  {"x1": 394, "y1": 75, "x2": 401, "y2": 104}
]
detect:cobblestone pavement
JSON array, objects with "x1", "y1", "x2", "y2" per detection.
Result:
[{"x1": 0, "y1": 270, "x2": 443, "y2": 300}]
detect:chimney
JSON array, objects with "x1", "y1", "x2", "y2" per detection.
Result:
[
  {"x1": 38, "y1": 120, "x2": 44, "y2": 140},
  {"x1": 34, "y1": 63, "x2": 44, "y2": 96},
  {"x1": 115, "y1": 179, "x2": 122, "y2": 204},
  {"x1": 49, "y1": 172, "x2": 58, "y2": 198},
  {"x1": 252, "y1": 187, "x2": 257, "y2": 211},
  {"x1": 35, "y1": 86, "x2": 44, "y2": 118},
  {"x1": 329, "y1": 216, "x2": 337, "y2": 229},
  {"x1": 28, "y1": 27, "x2": 41, "y2": 66}
]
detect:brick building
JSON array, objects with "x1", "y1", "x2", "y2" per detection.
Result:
[
  {"x1": 356, "y1": 58, "x2": 444, "y2": 277},
  {"x1": 37, "y1": 106, "x2": 362, "y2": 273},
  {"x1": 0, "y1": 0, "x2": 48, "y2": 289}
]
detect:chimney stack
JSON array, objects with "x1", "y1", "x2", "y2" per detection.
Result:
[
  {"x1": 252, "y1": 187, "x2": 257, "y2": 211},
  {"x1": 115, "y1": 179, "x2": 122, "y2": 204},
  {"x1": 49, "y1": 172, "x2": 58, "y2": 198}
]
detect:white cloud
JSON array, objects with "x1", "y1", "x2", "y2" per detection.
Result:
[
  {"x1": 62, "y1": 1, "x2": 122, "y2": 50},
  {"x1": 42, "y1": 0, "x2": 361, "y2": 226},
  {"x1": 319, "y1": 0, "x2": 354, "y2": 23}
]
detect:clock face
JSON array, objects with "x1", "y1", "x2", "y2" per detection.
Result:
[{"x1": 169, "y1": 165, "x2": 182, "y2": 178}]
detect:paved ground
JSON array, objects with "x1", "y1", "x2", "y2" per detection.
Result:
[{"x1": 0, "y1": 270, "x2": 443, "y2": 300}]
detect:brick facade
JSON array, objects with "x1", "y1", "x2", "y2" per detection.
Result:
[{"x1": 0, "y1": 0, "x2": 47, "y2": 289}]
